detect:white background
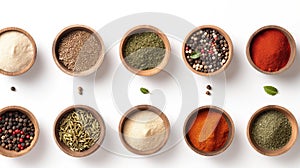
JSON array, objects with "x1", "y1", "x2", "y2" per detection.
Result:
[{"x1": 1, "y1": 0, "x2": 300, "y2": 167}]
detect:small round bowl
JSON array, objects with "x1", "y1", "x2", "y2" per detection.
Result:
[
  {"x1": 52, "y1": 25, "x2": 105, "y2": 76},
  {"x1": 119, "y1": 25, "x2": 171, "y2": 76},
  {"x1": 247, "y1": 105, "x2": 298, "y2": 156},
  {"x1": 246, "y1": 25, "x2": 296, "y2": 74},
  {"x1": 0, "y1": 27, "x2": 37, "y2": 76},
  {"x1": 183, "y1": 105, "x2": 234, "y2": 156},
  {"x1": 182, "y1": 25, "x2": 233, "y2": 76},
  {"x1": 53, "y1": 105, "x2": 105, "y2": 157},
  {"x1": 0, "y1": 106, "x2": 39, "y2": 157},
  {"x1": 119, "y1": 105, "x2": 170, "y2": 155}
]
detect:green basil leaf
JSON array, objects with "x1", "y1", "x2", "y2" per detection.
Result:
[
  {"x1": 140, "y1": 87, "x2": 150, "y2": 94},
  {"x1": 264, "y1": 86, "x2": 278, "y2": 96},
  {"x1": 190, "y1": 52, "x2": 201, "y2": 59}
]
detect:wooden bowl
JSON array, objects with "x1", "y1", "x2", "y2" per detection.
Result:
[
  {"x1": 119, "y1": 25, "x2": 171, "y2": 76},
  {"x1": 0, "y1": 106, "x2": 39, "y2": 157},
  {"x1": 119, "y1": 105, "x2": 170, "y2": 155},
  {"x1": 183, "y1": 105, "x2": 234, "y2": 156},
  {"x1": 182, "y1": 25, "x2": 233, "y2": 76},
  {"x1": 246, "y1": 25, "x2": 296, "y2": 74},
  {"x1": 52, "y1": 25, "x2": 105, "y2": 76},
  {"x1": 53, "y1": 105, "x2": 105, "y2": 157},
  {"x1": 247, "y1": 105, "x2": 298, "y2": 156},
  {"x1": 0, "y1": 27, "x2": 37, "y2": 76}
]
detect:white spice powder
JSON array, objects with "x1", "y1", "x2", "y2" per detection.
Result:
[
  {"x1": 0, "y1": 31, "x2": 34, "y2": 73},
  {"x1": 123, "y1": 110, "x2": 167, "y2": 152}
]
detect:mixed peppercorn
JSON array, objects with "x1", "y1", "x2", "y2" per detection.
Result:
[
  {"x1": 184, "y1": 28, "x2": 229, "y2": 73},
  {"x1": 0, "y1": 111, "x2": 35, "y2": 152}
]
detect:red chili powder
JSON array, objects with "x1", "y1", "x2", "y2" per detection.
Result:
[
  {"x1": 250, "y1": 29, "x2": 291, "y2": 72},
  {"x1": 187, "y1": 110, "x2": 229, "y2": 153}
]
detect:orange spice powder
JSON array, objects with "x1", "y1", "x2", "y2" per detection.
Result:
[{"x1": 187, "y1": 110, "x2": 229, "y2": 152}]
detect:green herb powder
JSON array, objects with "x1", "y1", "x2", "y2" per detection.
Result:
[
  {"x1": 251, "y1": 110, "x2": 291, "y2": 150},
  {"x1": 58, "y1": 109, "x2": 101, "y2": 152},
  {"x1": 123, "y1": 32, "x2": 165, "y2": 70}
]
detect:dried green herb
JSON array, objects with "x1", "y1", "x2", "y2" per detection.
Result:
[
  {"x1": 251, "y1": 110, "x2": 291, "y2": 150},
  {"x1": 140, "y1": 87, "x2": 150, "y2": 94},
  {"x1": 123, "y1": 32, "x2": 165, "y2": 70},
  {"x1": 58, "y1": 109, "x2": 100, "y2": 152},
  {"x1": 264, "y1": 86, "x2": 278, "y2": 96},
  {"x1": 190, "y1": 52, "x2": 200, "y2": 59}
]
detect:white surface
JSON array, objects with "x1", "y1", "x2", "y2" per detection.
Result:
[{"x1": 0, "y1": 0, "x2": 300, "y2": 167}]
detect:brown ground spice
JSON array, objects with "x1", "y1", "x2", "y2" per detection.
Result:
[{"x1": 58, "y1": 30, "x2": 101, "y2": 72}]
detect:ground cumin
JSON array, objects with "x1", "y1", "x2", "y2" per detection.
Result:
[{"x1": 187, "y1": 110, "x2": 229, "y2": 153}]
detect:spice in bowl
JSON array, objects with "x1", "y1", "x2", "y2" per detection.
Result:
[
  {"x1": 183, "y1": 26, "x2": 233, "y2": 76},
  {"x1": 120, "y1": 25, "x2": 171, "y2": 76},
  {"x1": 246, "y1": 25, "x2": 296, "y2": 74},
  {"x1": 247, "y1": 105, "x2": 298, "y2": 156},
  {"x1": 0, "y1": 106, "x2": 39, "y2": 157},
  {"x1": 119, "y1": 105, "x2": 170, "y2": 155},
  {"x1": 53, "y1": 25, "x2": 105, "y2": 76},
  {"x1": 0, "y1": 27, "x2": 36, "y2": 76},
  {"x1": 184, "y1": 106, "x2": 234, "y2": 156},
  {"x1": 54, "y1": 105, "x2": 105, "y2": 157}
]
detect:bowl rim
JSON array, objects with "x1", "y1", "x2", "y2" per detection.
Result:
[
  {"x1": 182, "y1": 25, "x2": 233, "y2": 76},
  {"x1": 118, "y1": 104, "x2": 170, "y2": 155},
  {"x1": 53, "y1": 105, "x2": 106, "y2": 157},
  {"x1": 246, "y1": 25, "x2": 296, "y2": 75},
  {"x1": 183, "y1": 105, "x2": 235, "y2": 156},
  {"x1": 0, "y1": 106, "x2": 39, "y2": 157},
  {"x1": 52, "y1": 24, "x2": 105, "y2": 77},
  {"x1": 246, "y1": 105, "x2": 298, "y2": 156},
  {"x1": 119, "y1": 25, "x2": 171, "y2": 76},
  {"x1": 0, "y1": 27, "x2": 37, "y2": 76}
]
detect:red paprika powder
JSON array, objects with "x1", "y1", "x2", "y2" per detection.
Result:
[
  {"x1": 250, "y1": 28, "x2": 291, "y2": 72},
  {"x1": 187, "y1": 109, "x2": 229, "y2": 153}
]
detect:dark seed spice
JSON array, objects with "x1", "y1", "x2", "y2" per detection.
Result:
[
  {"x1": 0, "y1": 111, "x2": 35, "y2": 152},
  {"x1": 123, "y1": 32, "x2": 165, "y2": 70},
  {"x1": 10, "y1": 87, "x2": 16, "y2": 92},
  {"x1": 251, "y1": 110, "x2": 291, "y2": 150},
  {"x1": 78, "y1": 86, "x2": 83, "y2": 95},
  {"x1": 205, "y1": 91, "x2": 211, "y2": 96},
  {"x1": 58, "y1": 30, "x2": 101, "y2": 72},
  {"x1": 184, "y1": 28, "x2": 229, "y2": 73}
]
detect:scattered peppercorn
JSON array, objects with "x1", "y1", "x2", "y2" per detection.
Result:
[
  {"x1": 10, "y1": 87, "x2": 16, "y2": 92},
  {"x1": 206, "y1": 85, "x2": 212, "y2": 90},
  {"x1": 0, "y1": 111, "x2": 35, "y2": 152},
  {"x1": 184, "y1": 28, "x2": 229, "y2": 73},
  {"x1": 78, "y1": 86, "x2": 83, "y2": 95},
  {"x1": 206, "y1": 91, "x2": 211, "y2": 96}
]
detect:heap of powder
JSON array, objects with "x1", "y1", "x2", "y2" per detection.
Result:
[
  {"x1": 0, "y1": 31, "x2": 34, "y2": 72},
  {"x1": 123, "y1": 110, "x2": 167, "y2": 152},
  {"x1": 250, "y1": 110, "x2": 291, "y2": 150},
  {"x1": 57, "y1": 30, "x2": 101, "y2": 72},
  {"x1": 250, "y1": 29, "x2": 291, "y2": 72},
  {"x1": 187, "y1": 110, "x2": 229, "y2": 153}
]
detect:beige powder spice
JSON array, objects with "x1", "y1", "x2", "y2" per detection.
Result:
[
  {"x1": 0, "y1": 31, "x2": 34, "y2": 72},
  {"x1": 123, "y1": 110, "x2": 167, "y2": 152}
]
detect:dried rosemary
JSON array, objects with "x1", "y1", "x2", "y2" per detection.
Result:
[{"x1": 58, "y1": 109, "x2": 100, "y2": 152}]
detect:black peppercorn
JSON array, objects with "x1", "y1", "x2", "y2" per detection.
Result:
[{"x1": 0, "y1": 111, "x2": 35, "y2": 152}]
